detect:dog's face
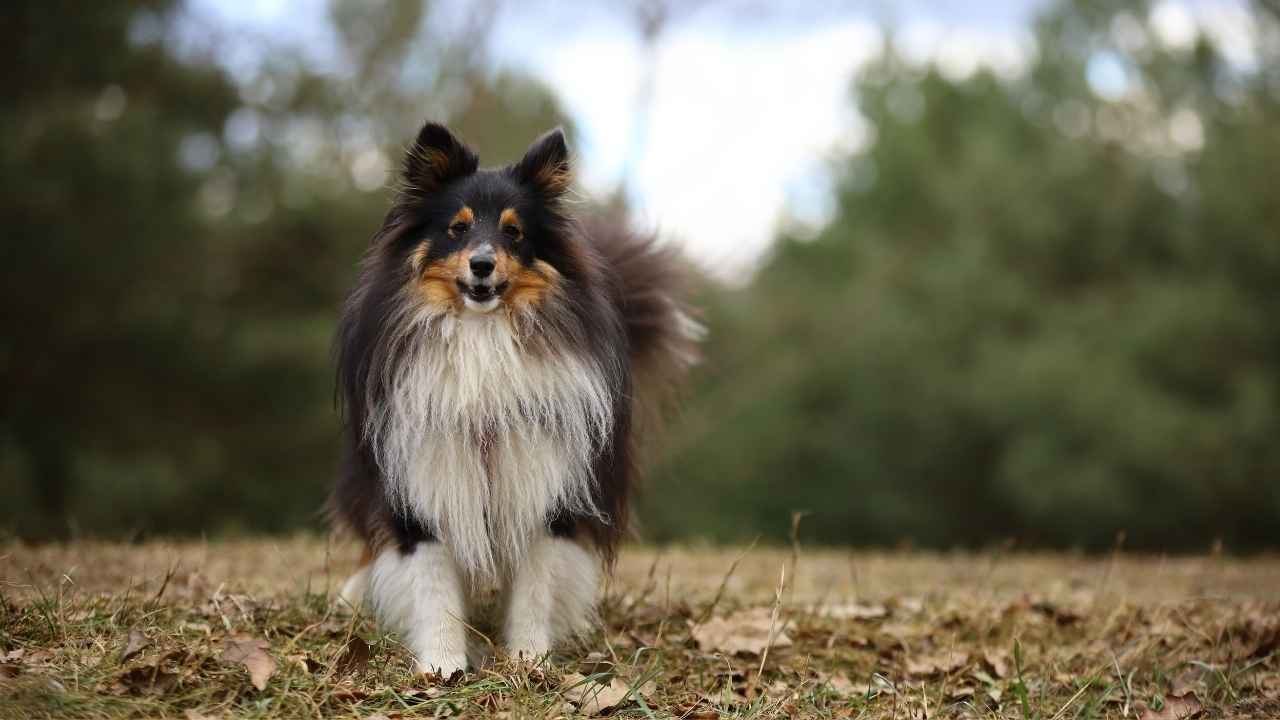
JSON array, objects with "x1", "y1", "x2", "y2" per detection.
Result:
[{"x1": 395, "y1": 124, "x2": 573, "y2": 316}]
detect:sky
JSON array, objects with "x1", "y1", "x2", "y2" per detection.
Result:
[{"x1": 188, "y1": 0, "x2": 1251, "y2": 279}]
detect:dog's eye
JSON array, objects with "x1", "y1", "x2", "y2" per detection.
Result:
[
  {"x1": 450, "y1": 222, "x2": 469, "y2": 235},
  {"x1": 502, "y1": 225, "x2": 522, "y2": 240}
]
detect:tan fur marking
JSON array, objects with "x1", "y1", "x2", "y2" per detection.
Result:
[
  {"x1": 449, "y1": 206, "x2": 475, "y2": 230},
  {"x1": 409, "y1": 146, "x2": 456, "y2": 193},
  {"x1": 420, "y1": 147, "x2": 449, "y2": 174},
  {"x1": 416, "y1": 251, "x2": 465, "y2": 309},
  {"x1": 506, "y1": 259, "x2": 561, "y2": 312},
  {"x1": 499, "y1": 208, "x2": 523, "y2": 236}
]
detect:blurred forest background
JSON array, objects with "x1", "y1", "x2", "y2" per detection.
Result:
[{"x1": 3, "y1": 0, "x2": 1278, "y2": 551}]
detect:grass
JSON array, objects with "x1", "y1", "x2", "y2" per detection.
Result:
[{"x1": 1, "y1": 537, "x2": 1278, "y2": 718}]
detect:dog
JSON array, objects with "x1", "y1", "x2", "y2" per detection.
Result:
[{"x1": 330, "y1": 122, "x2": 699, "y2": 674}]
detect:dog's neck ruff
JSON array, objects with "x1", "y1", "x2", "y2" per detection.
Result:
[{"x1": 365, "y1": 306, "x2": 613, "y2": 579}]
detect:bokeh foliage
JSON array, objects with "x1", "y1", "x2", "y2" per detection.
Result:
[
  {"x1": 3, "y1": 0, "x2": 1278, "y2": 550},
  {"x1": 645, "y1": 0, "x2": 1280, "y2": 550},
  {"x1": 1, "y1": 0, "x2": 570, "y2": 538}
]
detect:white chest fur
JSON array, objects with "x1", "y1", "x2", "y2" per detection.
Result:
[{"x1": 366, "y1": 311, "x2": 613, "y2": 579}]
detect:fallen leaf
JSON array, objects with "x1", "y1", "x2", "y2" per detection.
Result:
[
  {"x1": 329, "y1": 686, "x2": 370, "y2": 703},
  {"x1": 113, "y1": 663, "x2": 180, "y2": 695},
  {"x1": 983, "y1": 649, "x2": 1012, "y2": 679},
  {"x1": 578, "y1": 652, "x2": 615, "y2": 676},
  {"x1": 1260, "y1": 674, "x2": 1280, "y2": 699},
  {"x1": 0, "y1": 664, "x2": 18, "y2": 679},
  {"x1": 820, "y1": 602, "x2": 888, "y2": 621},
  {"x1": 906, "y1": 650, "x2": 969, "y2": 677},
  {"x1": 335, "y1": 636, "x2": 370, "y2": 676},
  {"x1": 121, "y1": 628, "x2": 150, "y2": 662},
  {"x1": 1249, "y1": 624, "x2": 1279, "y2": 660},
  {"x1": 221, "y1": 636, "x2": 276, "y2": 691},
  {"x1": 1136, "y1": 692, "x2": 1204, "y2": 720},
  {"x1": 879, "y1": 622, "x2": 928, "y2": 642},
  {"x1": 849, "y1": 676, "x2": 897, "y2": 697},
  {"x1": 972, "y1": 669, "x2": 1000, "y2": 689},
  {"x1": 287, "y1": 652, "x2": 322, "y2": 674},
  {"x1": 1168, "y1": 665, "x2": 1205, "y2": 697},
  {"x1": 562, "y1": 672, "x2": 642, "y2": 715},
  {"x1": 12, "y1": 649, "x2": 54, "y2": 667},
  {"x1": 822, "y1": 673, "x2": 857, "y2": 696},
  {"x1": 1030, "y1": 597, "x2": 1085, "y2": 625},
  {"x1": 892, "y1": 596, "x2": 925, "y2": 614},
  {"x1": 692, "y1": 608, "x2": 792, "y2": 656}
]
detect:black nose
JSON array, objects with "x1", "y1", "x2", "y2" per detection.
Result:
[{"x1": 469, "y1": 254, "x2": 495, "y2": 278}]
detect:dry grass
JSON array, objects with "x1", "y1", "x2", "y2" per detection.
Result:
[{"x1": 2, "y1": 537, "x2": 1278, "y2": 718}]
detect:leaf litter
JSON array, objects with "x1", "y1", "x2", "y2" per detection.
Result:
[{"x1": 1, "y1": 538, "x2": 1278, "y2": 718}]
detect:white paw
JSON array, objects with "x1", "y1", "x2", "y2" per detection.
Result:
[
  {"x1": 414, "y1": 652, "x2": 468, "y2": 678},
  {"x1": 505, "y1": 632, "x2": 551, "y2": 662}
]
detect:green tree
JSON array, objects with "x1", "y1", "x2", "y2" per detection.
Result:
[
  {"x1": 0, "y1": 0, "x2": 571, "y2": 538},
  {"x1": 646, "y1": 0, "x2": 1280, "y2": 550}
]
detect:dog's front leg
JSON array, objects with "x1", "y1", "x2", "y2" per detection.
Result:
[
  {"x1": 504, "y1": 535, "x2": 600, "y2": 660},
  {"x1": 368, "y1": 542, "x2": 468, "y2": 675}
]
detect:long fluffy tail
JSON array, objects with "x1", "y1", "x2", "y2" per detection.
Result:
[{"x1": 584, "y1": 213, "x2": 703, "y2": 436}]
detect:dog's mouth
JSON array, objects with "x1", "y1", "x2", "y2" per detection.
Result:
[{"x1": 457, "y1": 280, "x2": 509, "y2": 304}]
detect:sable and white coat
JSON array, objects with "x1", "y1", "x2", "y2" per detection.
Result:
[{"x1": 331, "y1": 123, "x2": 697, "y2": 674}]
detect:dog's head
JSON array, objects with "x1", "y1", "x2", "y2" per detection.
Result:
[{"x1": 388, "y1": 123, "x2": 576, "y2": 315}]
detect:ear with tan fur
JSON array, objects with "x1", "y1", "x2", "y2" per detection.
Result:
[
  {"x1": 402, "y1": 122, "x2": 478, "y2": 196},
  {"x1": 514, "y1": 127, "x2": 571, "y2": 198}
]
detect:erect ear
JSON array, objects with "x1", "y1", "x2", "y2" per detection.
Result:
[
  {"x1": 402, "y1": 122, "x2": 478, "y2": 195},
  {"x1": 514, "y1": 127, "x2": 571, "y2": 198}
]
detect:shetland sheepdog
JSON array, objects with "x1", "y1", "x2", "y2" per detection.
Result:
[{"x1": 331, "y1": 122, "x2": 699, "y2": 674}]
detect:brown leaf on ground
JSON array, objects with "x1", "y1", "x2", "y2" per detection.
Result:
[
  {"x1": 983, "y1": 649, "x2": 1012, "y2": 679},
  {"x1": 578, "y1": 652, "x2": 615, "y2": 676},
  {"x1": 1250, "y1": 624, "x2": 1279, "y2": 660},
  {"x1": 891, "y1": 596, "x2": 925, "y2": 614},
  {"x1": 334, "y1": 636, "x2": 370, "y2": 676},
  {"x1": 562, "y1": 672, "x2": 648, "y2": 715},
  {"x1": 286, "y1": 652, "x2": 322, "y2": 674},
  {"x1": 1029, "y1": 596, "x2": 1085, "y2": 625},
  {"x1": 879, "y1": 621, "x2": 928, "y2": 642},
  {"x1": 691, "y1": 608, "x2": 792, "y2": 656},
  {"x1": 1136, "y1": 692, "x2": 1204, "y2": 720},
  {"x1": 821, "y1": 673, "x2": 857, "y2": 696},
  {"x1": 0, "y1": 663, "x2": 18, "y2": 679},
  {"x1": 120, "y1": 628, "x2": 150, "y2": 662},
  {"x1": 906, "y1": 650, "x2": 969, "y2": 677},
  {"x1": 7, "y1": 648, "x2": 54, "y2": 667},
  {"x1": 112, "y1": 653, "x2": 189, "y2": 696},
  {"x1": 1261, "y1": 674, "x2": 1280, "y2": 699},
  {"x1": 820, "y1": 602, "x2": 888, "y2": 621},
  {"x1": 220, "y1": 636, "x2": 275, "y2": 691}
]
